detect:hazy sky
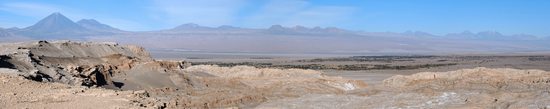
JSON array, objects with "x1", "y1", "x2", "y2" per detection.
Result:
[{"x1": 0, "y1": 0, "x2": 549, "y2": 36}]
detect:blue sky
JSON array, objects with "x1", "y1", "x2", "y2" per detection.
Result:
[{"x1": 0, "y1": 0, "x2": 549, "y2": 36}]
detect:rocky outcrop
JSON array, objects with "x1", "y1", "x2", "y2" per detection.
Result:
[
  {"x1": 0, "y1": 70, "x2": 166, "y2": 108},
  {"x1": 0, "y1": 40, "x2": 187, "y2": 88}
]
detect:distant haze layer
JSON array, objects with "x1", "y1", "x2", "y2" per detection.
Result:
[{"x1": 1, "y1": 13, "x2": 549, "y2": 55}]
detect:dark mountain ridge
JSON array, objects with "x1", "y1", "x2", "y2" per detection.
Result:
[
  {"x1": 77, "y1": 19, "x2": 123, "y2": 32},
  {"x1": 11, "y1": 13, "x2": 120, "y2": 39}
]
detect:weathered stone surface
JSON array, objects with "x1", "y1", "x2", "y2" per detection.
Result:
[{"x1": 0, "y1": 40, "x2": 152, "y2": 87}]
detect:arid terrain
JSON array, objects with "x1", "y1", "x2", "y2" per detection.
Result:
[
  {"x1": 2, "y1": 40, "x2": 550, "y2": 108},
  {"x1": 0, "y1": 41, "x2": 367, "y2": 108},
  {"x1": 1, "y1": 0, "x2": 549, "y2": 108},
  {"x1": 156, "y1": 51, "x2": 550, "y2": 84}
]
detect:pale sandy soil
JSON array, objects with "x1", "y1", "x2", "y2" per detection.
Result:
[{"x1": 0, "y1": 69, "x2": 143, "y2": 109}]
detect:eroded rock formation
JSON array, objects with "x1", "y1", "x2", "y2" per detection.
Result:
[
  {"x1": 258, "y1": 67, "x2": 550, "y2": 109},
  {"x1": 0, "y1": 40, "x2": 185, "y2": 88}
]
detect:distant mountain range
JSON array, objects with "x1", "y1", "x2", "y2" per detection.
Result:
[
  {"x1": 445, "y1": 31, "x2": 539, "y2": 40},
  {"x1": 5, "y1": 12, "x2": 123, "y2": 39},
  {"x1": 1, "y1": 12, "x2": 549, "y2": 54}
]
